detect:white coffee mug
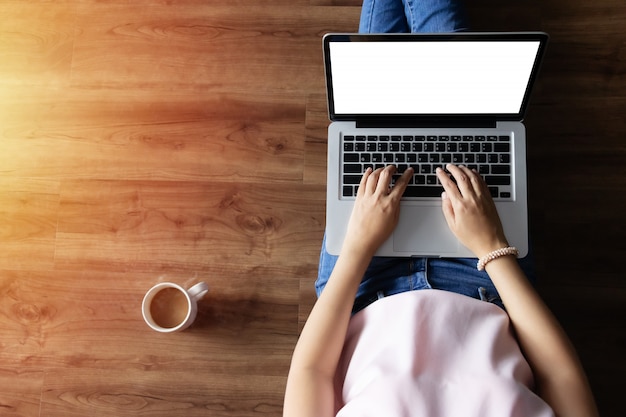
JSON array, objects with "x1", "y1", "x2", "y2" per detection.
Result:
[{"x1": 142, "y1": 281, "x2": 209, "y2": 333}]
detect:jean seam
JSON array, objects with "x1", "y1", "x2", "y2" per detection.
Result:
[
  {"x1": 404, "y1": 0, "x2": 415, "y2": 32},
  {"x1": 364, "y1": 0, "x2": 375, "y2": 32},
  {"x1": 424, "y1": 258, "x2": 432, "y2": 289}
]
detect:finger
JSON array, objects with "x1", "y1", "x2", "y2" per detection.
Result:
[
  {"x1": 460, "y1": 166, "x2": 492, "y2": 200},
  {"x1": 445, "y1": 164, "x2": 474, "y2": 197},
  {"x1": 440, "y1": 191, "x2": 457, "y2": 230},
  {"x1": 375, "y1": 165, "x2": 396, "y2": 195},
  {"x1": 458, "y1": 164, "x2": 480, "y2": 184},
  {"x1": 458, "y1": 165, "x2": 489, "y2": 195},
  {"x1": 365, "y1": 167, "x2": 384, "y2": 194},
  {"x1": 357, "y1": 167, "x2": 373, "y2": 197},
  {"x1": 468, "y1": 167, "x2": 490, "y2": 196},
  {"x1": 436, "y1": 166, "x2": 462, "y2": 200},
  {"x1": 389, "y1": 167, "x2": 413, "y2": 200}
]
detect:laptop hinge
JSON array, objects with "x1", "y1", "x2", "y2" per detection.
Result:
[{"x1": 355, "y1": 119, "x2": 498, "y2": 129}]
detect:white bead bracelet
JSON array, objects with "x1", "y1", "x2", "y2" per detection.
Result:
[{"x1": 477, "y1": 247, "x2": 519, "y2": 271}]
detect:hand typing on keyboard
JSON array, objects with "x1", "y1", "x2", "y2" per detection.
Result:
[
  {"x1": 343, "y1": 163, "x2": 505, "y2": 258},
  {"x1": 436, "y1": 164, "x2": 509, "y2": 258},
  {"x1": 343, "y1": 165, "x2": 414, "y2": 257}
]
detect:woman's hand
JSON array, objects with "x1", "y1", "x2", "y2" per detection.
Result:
[
  {"x1": 436, "y1": 164, "x2": 509, "y2": 259},
  {"x1": 342, "y1": 165, "x2": 413, "y2": 258}
]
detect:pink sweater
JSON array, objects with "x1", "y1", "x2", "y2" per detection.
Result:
[{"x1": 334, "y1": 290, "x2": 555, "y2": 417}]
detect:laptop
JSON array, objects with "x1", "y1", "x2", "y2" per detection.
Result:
[{"x1": 323, "y1": 32, "x2": 548, "y2": 257}]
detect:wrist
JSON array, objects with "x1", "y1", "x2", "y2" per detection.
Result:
[
  {"x1": 476, "y1": 246, "x2": 519, "y2": 271},
  {"x1": 474, "y1": 237, "x2": 511, "y2": 260},
  {"x1": 341, "y1": 240, "x2": 377, "y2": 262},
  {"x1": 341, "y1": 233, "x2": 381, "y2": 259}
]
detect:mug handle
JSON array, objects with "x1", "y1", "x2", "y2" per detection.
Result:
[{"x1": 187, "y1": 282, "x2": 209, "y2": 301}]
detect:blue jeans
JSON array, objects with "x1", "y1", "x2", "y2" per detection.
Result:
[
  {"x1": 359, "y1": 0, "x2": 469, "y2": 33},
  {"x1": 316, "y1": 235, "x2": 537, "y2": 314},
  {"x1": 316, "y1": 0, "x2": 536, "y2": 314}
]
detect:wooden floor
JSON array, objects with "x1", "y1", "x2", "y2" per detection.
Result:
[{"x1": 0, "y1": 0, "x2": 623, "y2": 416}]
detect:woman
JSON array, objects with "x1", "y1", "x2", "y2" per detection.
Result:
[
  {"x1": 284, "y1": 1, "x2": 599, "y2": 416},
  {"x1": 284, "y1": 164, "x2": 598, "y2": 416}
]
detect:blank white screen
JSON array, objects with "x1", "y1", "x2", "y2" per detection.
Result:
[{"x1": 329, "y1": 41, "x2": 540, "y2": 115}]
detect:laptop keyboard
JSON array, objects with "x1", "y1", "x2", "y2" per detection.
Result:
[{"x1": 341, "y1": 134, "x2": 513, "y2": 200}]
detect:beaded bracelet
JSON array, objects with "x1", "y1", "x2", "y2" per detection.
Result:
[{"x1": 477, "y1": 247, "x2": 519, "y2": 271}]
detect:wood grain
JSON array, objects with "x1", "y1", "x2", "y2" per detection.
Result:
[
  {"x1": 0, "y1": 89, "x2": 308, "y2": 182},
  {"x1": 0, "y1": 1, "x2": 624, "y2": 416},
  {"x1": 0, "y1": 3, "x2": 76, "y2": 87},
  {"x1": 0, "y1": 179, "x2": 60, "y2": 271},
  {"x1": 55, "y1": 180, "x2": 325, "y2": 271},
  {"x1": 0, "y1": 369, "x2": 43, "y2": 416}
]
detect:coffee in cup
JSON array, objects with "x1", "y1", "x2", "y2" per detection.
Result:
[{"x1": 142, "y1": 281, "x2": 209, "y2": 333}]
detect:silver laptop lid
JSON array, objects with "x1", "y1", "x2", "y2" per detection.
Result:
[{"x1": 323, "y1": 32, "x2": 548, "y2": 128}]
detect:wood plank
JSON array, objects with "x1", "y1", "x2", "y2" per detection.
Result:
[
  {"x1": 0, "y1": 179, "x2": 60, "y2": 271},
  {"x1": 310, "y1": 0, "x2": 362, "y2": 6},
  {"x1": 303, "y1": 93, "x2": 329, "y2": 185},
  {"x1": 0, "y1": 89, "x2": 307, "y2": 182},
  {"x1": 40, "y1": 368, "x2": 285, "y2": 417},
  {"x1": 55, "y1": 181, "x2": 325, "y2": 272},
  {"x1": 70, "y1": 4, "x2": 359, "y2": 93},
  {"x1": 0, "y1": 3, "x2": 76, "y2": 86},
  {"x1": 0, "y1": 369, "x2": 43, "y2": 417}
]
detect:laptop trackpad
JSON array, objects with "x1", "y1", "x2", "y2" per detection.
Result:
[{"x1": 393, "y1": 206, "x2": 458, "y2": 254}]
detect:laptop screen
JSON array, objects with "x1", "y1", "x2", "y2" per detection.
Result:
[{"x1": 324, "y1": 33, "x2": 548, "y2": 123}]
